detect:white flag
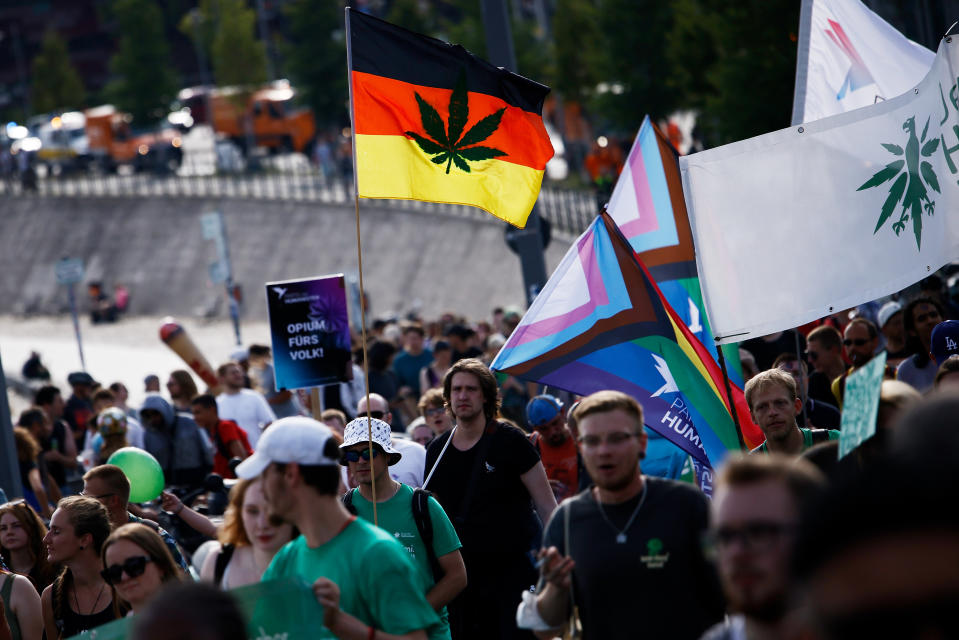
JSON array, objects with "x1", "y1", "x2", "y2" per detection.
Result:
[
  {"x1": 792, "y1": 0, "x2": 935, "y2": 124},
  {"x1": 681, "y1": 39, "x2": 959, "y2": 345}
]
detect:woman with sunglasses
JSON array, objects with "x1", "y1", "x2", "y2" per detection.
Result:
[
  {"x1": 41, "y1": 496, "x2": 120, "y2": 639},
  {"x1": 0, "y1": 501, "x2": 58, "y2": 594},
  {"x1": 100, "y1": 524, "x2": 182, "y2": 615},
  {"x1": 200, "y1": 477, "x2": 295, "y2": 589}
]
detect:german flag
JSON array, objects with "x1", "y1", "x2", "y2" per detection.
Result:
[{"x1": 347, "y1": 8, "x2": 554, "y2": 228}]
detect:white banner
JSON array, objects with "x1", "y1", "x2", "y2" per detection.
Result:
[
  {"x1": 682, "y1": 38, "x2": 959, "y2": 345},
  {"x1": 792, "y1": 0, "x2": 934, "y2": 125}
]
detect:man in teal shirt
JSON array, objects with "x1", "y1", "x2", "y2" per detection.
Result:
[
  {"x1": 746, "y1": 369, "x2": 839, "y2": 455},
  {"x1": 236, "y1": 416, "x2": 441, "y2": 640},
  {"x1": 340, "y1": 418, "x2": 465, "y2": 640}
]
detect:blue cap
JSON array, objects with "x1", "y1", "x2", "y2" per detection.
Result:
[
  {"x1": 526, "y1": 395, "x2": 563, "y2": 428},
  {"x1": 931, "y1": 320, "x2": 959, "y2": 365}
]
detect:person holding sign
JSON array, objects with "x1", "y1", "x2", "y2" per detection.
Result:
[
  {"x1": 746, "y1": 370, "x2": 839, "y2": 456},
  {"x1": 235, "y1": 417, "x2": 442, "y2": 640}
]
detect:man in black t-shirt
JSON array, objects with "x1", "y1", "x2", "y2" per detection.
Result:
[
  {"x1": 533, "y1": 390, "x2": 724, "y2": 640},
  {"x1": 424, "y1": 358, "x2": 556, "y2": 640}
]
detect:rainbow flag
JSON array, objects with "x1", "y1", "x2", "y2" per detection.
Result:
[
  {"x1": 491, "y1": 212, "x2": 763, "y2": 467},
  {"x1": 607, "y1": 116, "x2": 742, "y2": 385}
]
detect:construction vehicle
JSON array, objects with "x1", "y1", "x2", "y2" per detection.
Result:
[
  {"x1": 173, "y1": 80, "x2": 315, "y2": 155},
  {"x1": 84, "y1": 105, "x2": 183, "y2": 173}
]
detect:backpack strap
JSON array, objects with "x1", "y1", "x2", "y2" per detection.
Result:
[
  {"x1": 341, "y1": 488, "x2": 357, "y2": 515},
  {"x1": 412, "y1": 488, "x2": 444, "y2": 582},
  {"x1": 214, "y1": 543, "x2": 236, "y2": 587},
  {"x1": 810, "y1": 428, "x2": 831, "y2": 445}
]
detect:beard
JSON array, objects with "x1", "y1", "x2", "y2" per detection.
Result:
[{"x1": 725, "y1": 581, "x2": 788, "y2": 623}]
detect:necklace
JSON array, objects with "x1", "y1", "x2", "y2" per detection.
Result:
[
  {"x1": 73, "y1": 581, "x2": 106, "y2": 616},
  {"x1": 594, "y1": 482, "x2": 647, "y2": 544}
]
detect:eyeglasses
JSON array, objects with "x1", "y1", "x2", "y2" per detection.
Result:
[
  {"x1": 355, "y1": 411, "x2": 385, "y2": 420},
  {"x1": 577, "y1": 432, "x2": 637, "y2": 448},
  {"x1": 80, "y1": 491, "x2": 115, "y2": 501},
  {"x1": 100, "y1": 556, "x2": 152, "y2": 585},
  {"x1": 342, "y1": 449, "x2": 381, "y2": 463},
  {"x1": 424, "y1": 407, "x2": 446, "y2": 417},
  {"x1": 843, "y1": 338, "x2": 870, "y2": 347},
  {"x1": 707, "y1": 521, "x2": 796, "y2": 553}
]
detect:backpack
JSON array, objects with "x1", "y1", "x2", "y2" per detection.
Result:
[{"x1": 342, "y1": 487, "x2": 443, "y2": 582}]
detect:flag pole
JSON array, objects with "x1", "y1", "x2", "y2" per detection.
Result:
[
  {"x1": 345, "y1": 6, "x2": 377, "y2": 525},
  {"x1": 795, "y1": 331, "x2": 809, "y2": 428},
  {"x1": 716, "y1": 346, "x2": 747, "y2": 451}
]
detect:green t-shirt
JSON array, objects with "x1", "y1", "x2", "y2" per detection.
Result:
[
  {"x1": 751, "y1": 427, "x2": 840, "y2": 454},
  {"x1": 262, "y1": 517, "x2": 442, "y2": 639},
  {"x1": 350, "y1": 484, "x2": 461, "y2": 640}
]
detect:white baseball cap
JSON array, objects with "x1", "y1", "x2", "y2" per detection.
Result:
[
  {"x1": 339, "y1": 417, "x2": 402, "y2": 466},
  {"x1": 235, "y1": 416, "x2": 339, "y2": 479}
]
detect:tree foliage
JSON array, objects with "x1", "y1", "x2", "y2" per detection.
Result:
[
  {"x1": 31, "y1": 31, "x2": 86, "y2": 114},
  {"x1": 282, "y1": 0, "x2": 348, "y2": 128},
  {"x1": 210, "y1": 0, "x2": 268, "y2": 87},
  {"x1": 105, "y1": 0, "x2": 178, "y2": 123}
]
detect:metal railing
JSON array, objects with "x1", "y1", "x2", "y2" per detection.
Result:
[{"x1": 0, "y1": 158, "x2": 600, "y2": 239}]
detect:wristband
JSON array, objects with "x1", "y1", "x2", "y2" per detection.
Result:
[{"x1": 367, "y1": 626, "x2": 375, "y2": 640}]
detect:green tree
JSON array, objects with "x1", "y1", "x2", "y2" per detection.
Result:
[
  {"x1": 106, "y1": 0, "x2": 178, "y2": 123},
  {"x1": 31, "y1": 31, "x2": 86, "y2": 113},
  {"x1": 283, "y1": 0, "x2": 348, "y2": 128},
  {"x1": 588, "y1": 0, "x2": 678, "y2": 132},
  {"x1": 551, "y1": 0, "x2": 603, "y2": 104},
  {"x1": 211, "y1": 0, "x2": 268, "y2": 87}
]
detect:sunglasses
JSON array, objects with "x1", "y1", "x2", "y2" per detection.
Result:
[
  {"x1": 424, "y1": 407, "x2": 446, "y2": 417},
  {"x1": 843, "y1": 338, "x2": 870, "y2": 347},
  {"x1": 355, "y1": 411, "x2": 385, "y2": 420},
  {"x1": 101, "y1": 556, "x2": 152, "y2": 585},
  {"x1": 342, "y1": 449, "x2": 381, "y2": 463}
]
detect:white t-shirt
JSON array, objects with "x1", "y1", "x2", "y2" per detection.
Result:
[
  {"x1": 389, "y1": 437, "x2": 426, "y2": 488},
  {"x1": 216, "y1": 389, "x2": 276, "y2": 449}
]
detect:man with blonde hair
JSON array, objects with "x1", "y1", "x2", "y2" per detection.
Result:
[
  {"x1": 745, "y1": 370, "x2": 838, "y2": 455},
  {"x1": 530, "y1": 390, "x2": 723, "y2": 640}
]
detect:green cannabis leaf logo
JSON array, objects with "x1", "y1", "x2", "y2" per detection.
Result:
[
  {"x1": 405, "y1": 70, "x2": 506, "y2": 174},
  {"x1": 857, "y1": 114, "x2": 941, "y2": 250}
]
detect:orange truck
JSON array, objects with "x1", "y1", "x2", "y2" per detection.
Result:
[
  {"x1": 175, "y1": 80, "x2": 316, "y2": 155},
  {"x1": 84, "y1": 105, "x2": 183, "y2": 172}
]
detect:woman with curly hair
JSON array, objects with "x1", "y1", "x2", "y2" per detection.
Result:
[
  {"x1": 199, "y1": 477, "x2": 295, "y2": 588},
  {"x1": 100, "y1": 524, "x2": 182, "y2": 615},
  {"x1": 40, "y1": 497, "x2": 122, "y2": 639},
  {"x1": 0, "y1": 501, "x2": 58, "y2": 593}
]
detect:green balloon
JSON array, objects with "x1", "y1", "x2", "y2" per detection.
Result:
[{"x1": 106, "y1": 447, "x2": 165, "y2": 503}]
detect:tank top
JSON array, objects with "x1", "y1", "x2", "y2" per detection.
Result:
[
  {"x1": 1, "y1": 574, "x2": 21, "y2": 640},
  {"x1": 53, "y1": 578, "x2": 118, "y2": 638}
]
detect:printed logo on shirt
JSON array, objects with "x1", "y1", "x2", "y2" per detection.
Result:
[
  {"x1": 484, "y1": 461, "x2": 495, "y2": 473},
  {"x1": 640, "y1": 538, "x2": 670, "y2": 569}
]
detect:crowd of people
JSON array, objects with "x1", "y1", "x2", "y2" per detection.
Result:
[{"x1": 2, "y1": 285, "x2": 959, "y2": 639}]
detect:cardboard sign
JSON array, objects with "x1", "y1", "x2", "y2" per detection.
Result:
[
  {"x1": 266, "y1": 274, "x2": 352, "y2": 390},
  {"x1": 839, "y1": 351, "x2": 887, "y2": 459}
]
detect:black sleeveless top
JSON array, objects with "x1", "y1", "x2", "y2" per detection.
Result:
[{"x1": 54, "y1": 584, "x2": 121, "y2": 638}]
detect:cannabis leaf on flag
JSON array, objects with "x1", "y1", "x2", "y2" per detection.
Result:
[{"x1": 405, "y1": 71, "x2": 506, "y2": 174}]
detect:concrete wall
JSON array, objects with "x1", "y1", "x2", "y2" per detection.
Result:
[{"x1": 0, "y1": 196, "x2": 570, "y2": 322}]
